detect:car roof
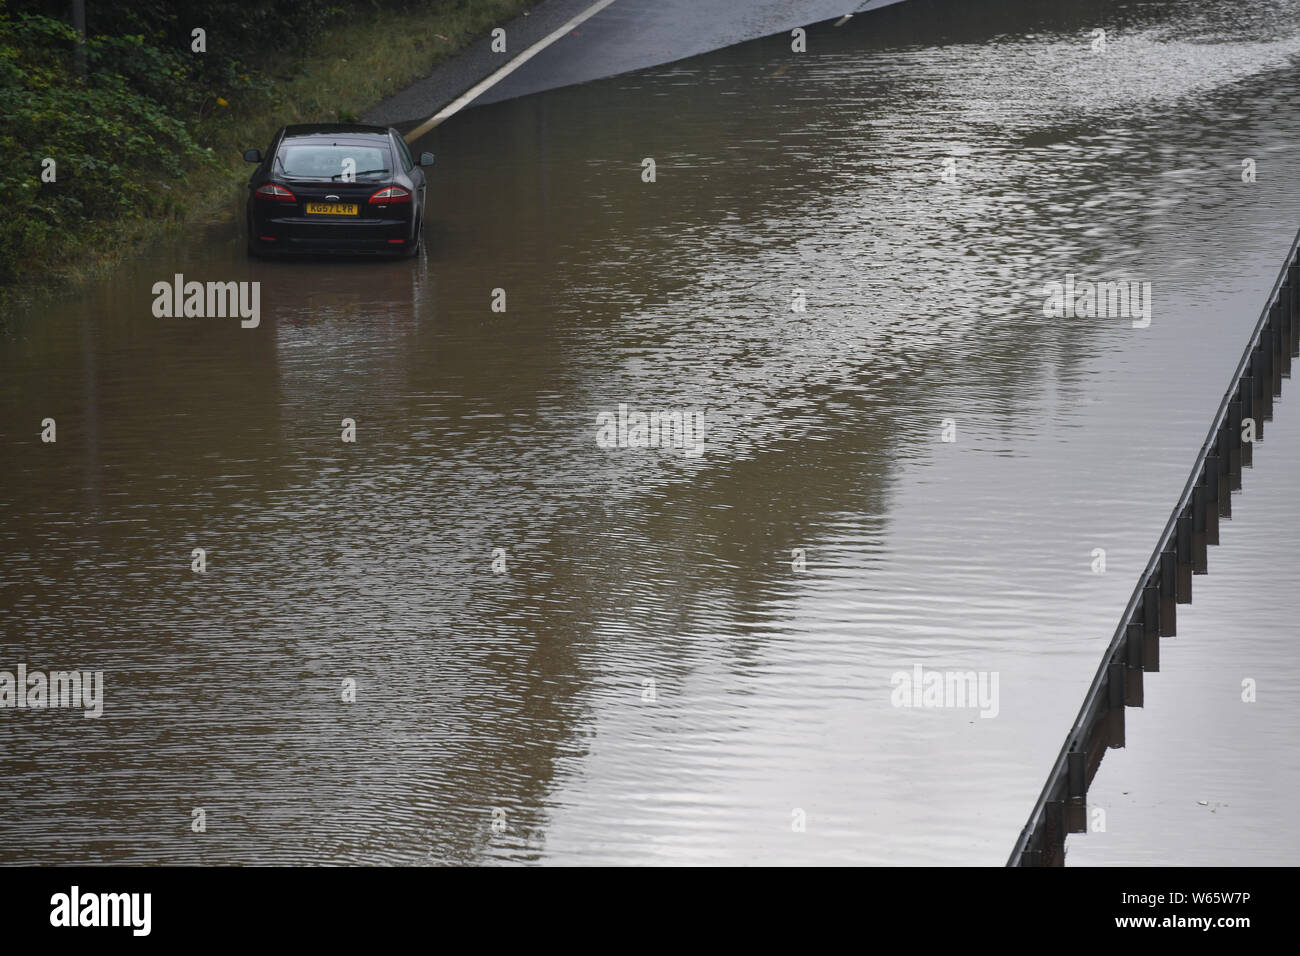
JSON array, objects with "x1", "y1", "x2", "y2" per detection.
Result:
[{"x1": 280, "y1": 124, "x2": 393, "y2": 143}]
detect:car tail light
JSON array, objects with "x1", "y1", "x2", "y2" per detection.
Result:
[
  {"x1": 368, "y1": 186, "x2": 411, "y2": 206},
  {"x1": 254, "y1": 183, "x2": 296, "y2": 202}
]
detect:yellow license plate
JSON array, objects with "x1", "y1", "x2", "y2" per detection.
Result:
[{"x1": 305, "y1": 202, "x2": 357, "y2": 215}]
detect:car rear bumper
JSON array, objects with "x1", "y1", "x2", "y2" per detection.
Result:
[{"x1": 251, "y1": 213, "x2": 415, "y2": 255}]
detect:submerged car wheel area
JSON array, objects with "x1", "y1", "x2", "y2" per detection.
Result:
[{"x1": 243, "y1": 123, "x2": 434, "y2": 258}]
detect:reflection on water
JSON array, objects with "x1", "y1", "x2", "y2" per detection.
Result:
[{"x1": 2, "y1": 0, "x2": 1299, "y2": 864}]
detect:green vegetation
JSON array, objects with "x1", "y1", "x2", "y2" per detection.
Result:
[{"x1": 0, "y1": 0, "x2": 533, "y2": 298}]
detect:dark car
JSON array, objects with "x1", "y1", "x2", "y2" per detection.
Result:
[{"x1": 243, "y1": 124, "x2": 434, "y2": 258}]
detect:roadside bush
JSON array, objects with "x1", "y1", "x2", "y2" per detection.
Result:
[{"x1": 0, "y1": 12, "x2": 210, "y2": 283}]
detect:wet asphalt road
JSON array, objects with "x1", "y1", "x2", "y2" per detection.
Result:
[{"x1": 364, "y1": 0, "x2": 912, "y2": 126}]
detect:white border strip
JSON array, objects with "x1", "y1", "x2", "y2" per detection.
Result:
[{"x1": 405, "y1": 0, "x2": 621, "y2": 142}]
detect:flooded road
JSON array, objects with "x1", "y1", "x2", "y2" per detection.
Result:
[
  {"x1": 3, "y1": 0, "x2": 1300, "y2": 864},
  {"x1": 1067, "y1": 385, "x2": 1300, "y2": 867}
]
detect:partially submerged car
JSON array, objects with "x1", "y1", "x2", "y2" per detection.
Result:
[{"x1": 243, "y1": 124, "x2": 434, "y2": 258}]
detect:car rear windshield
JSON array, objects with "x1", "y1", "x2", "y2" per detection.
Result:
[{"x1": 277, "y1": 144, "x2": 391, "y2": 181}]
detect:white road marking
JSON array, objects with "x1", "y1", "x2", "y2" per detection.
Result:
[{"x1": 405, "y1": 0, "x2": 621, "y2": 142}]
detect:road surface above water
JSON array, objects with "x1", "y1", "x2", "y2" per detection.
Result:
[{"x1": 364, "y1": 0, "x2": 911, "y2": 126}]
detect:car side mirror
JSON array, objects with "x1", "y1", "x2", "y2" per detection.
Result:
[
  {"x1": 243, "y1": 149, "x2": 262, "y2": 163},
  {"x1": 419, "y1": 152, "x2": 435, "y2": 167}
]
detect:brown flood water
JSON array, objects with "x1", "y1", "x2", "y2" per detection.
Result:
[{"x1": 2, "y1": 0, "x2": 1299, "y2": 864}]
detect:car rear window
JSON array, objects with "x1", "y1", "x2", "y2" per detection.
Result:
[{"x1": 278, "y1": 144, "x2": 390, "y2": 181}]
